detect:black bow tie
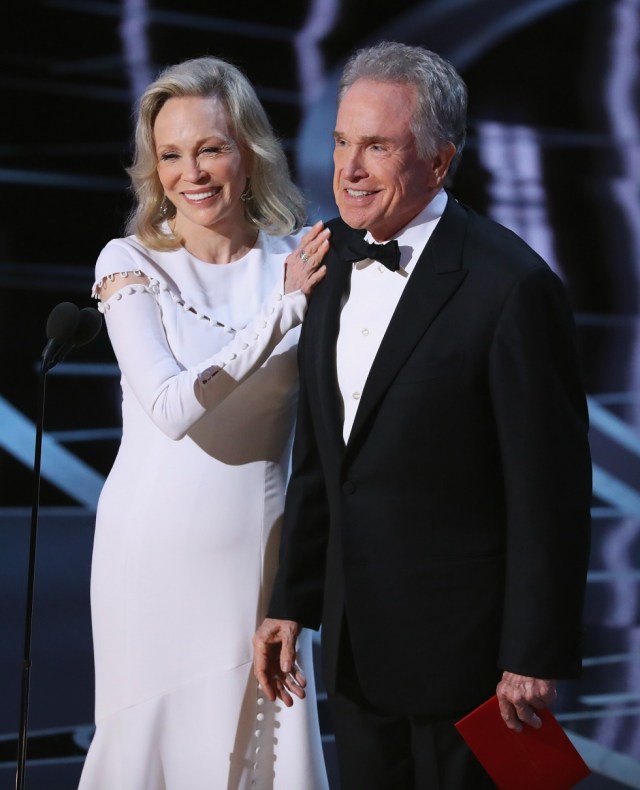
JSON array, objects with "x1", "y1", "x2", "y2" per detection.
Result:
[{"x1": 342, "y1": 235, "x2": 401, "y2": 272}]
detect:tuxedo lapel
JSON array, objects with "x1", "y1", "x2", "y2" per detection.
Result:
[
  {"x1": 347, "y1": 197, "x2": 469, "y2": 449},
  {"x1": 309, "y1": 228, "x2": 352, "y2": 450}
]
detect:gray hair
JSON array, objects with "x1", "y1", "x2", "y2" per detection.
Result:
[
  {"x1": 126, "y1": 56, "x2": 306, "y2": 249},
  {"x1": 338, "y1": 42, "x2": 467, "y2": 175}
]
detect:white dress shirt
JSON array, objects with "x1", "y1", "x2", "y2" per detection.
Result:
[{"x1": 336, "y1": 190, "x2": 448, "y2": 442}]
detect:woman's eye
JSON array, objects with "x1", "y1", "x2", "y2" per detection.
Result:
[{"x1": 159, "y1": 152, "x2": 178, "y2": 161}]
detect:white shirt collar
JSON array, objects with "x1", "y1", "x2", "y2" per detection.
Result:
[{"x1": 362, "y1": 189, "x2": 448, "y2": 274}]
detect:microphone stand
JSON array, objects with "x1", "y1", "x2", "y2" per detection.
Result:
[
  {"x1": 16, "y1": 356, "x2": 49, "y2": 790},
  {"x1": 14, "y1": 304, "x2": 102, "y2": 789}
]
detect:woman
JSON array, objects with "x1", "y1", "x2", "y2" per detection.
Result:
[{"x1": 78, "y1": 56, "x2": 330, "y2": 790}]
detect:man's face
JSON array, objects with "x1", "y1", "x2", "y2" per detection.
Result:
[{"x1": 333, "y1": 79, "x2": 448, "y2": 241}]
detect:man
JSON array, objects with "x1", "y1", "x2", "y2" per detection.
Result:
[{"x1": 254, "y1": 42, "x2": 591, "y2": 789}]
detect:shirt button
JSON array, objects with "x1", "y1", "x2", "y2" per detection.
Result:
[
  {"x1": 378, "y1": 265, "x2": 385, "y2": 274},
  {"x1": 352, "y1": 392, "x2": 361, "y2": 400},
  {"x1": 256, "y1": 712, "x2": 265, "y2": 721},
  {"x1": 361, "y1": 328, "x2": 369, "y2": 336}
]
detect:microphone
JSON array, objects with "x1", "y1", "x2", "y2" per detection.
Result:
[
  {"x1": 41, "y1": 304, "x2": 103, "y2": 372},
  {"x1": 71, "y1": 306, "x2": 103, "y2": 348},
  {"x1": 41, "y1": 302, "x2": 79, "y2": 370},
  {"x1": 17, "y1": 301, "x2": 104, "y2": 790}
]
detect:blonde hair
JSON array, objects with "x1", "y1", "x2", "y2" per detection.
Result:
[{"x1": 126, "y1": 56, "x2": 306, "y2": 249}]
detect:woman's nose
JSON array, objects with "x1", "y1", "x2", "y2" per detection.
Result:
[{"x1": 183, "y1": 156, "x2": 206, "y2": 181}]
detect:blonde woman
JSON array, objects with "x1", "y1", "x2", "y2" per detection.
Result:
[{"x1": 79, "y1": 56, "x2": 329, "y2": 790}]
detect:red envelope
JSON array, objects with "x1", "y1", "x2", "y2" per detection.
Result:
[{"x1": 455, "y1": 695, "x2": 591, "y2": 790}]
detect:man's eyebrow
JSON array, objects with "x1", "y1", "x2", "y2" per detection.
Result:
[{"x1": 332, "y1": 131, "x2": 393, "y2": 144}]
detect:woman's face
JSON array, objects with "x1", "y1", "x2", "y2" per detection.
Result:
[{"x1": 154, "y1": 95, "x2": 250, "y2": 238}]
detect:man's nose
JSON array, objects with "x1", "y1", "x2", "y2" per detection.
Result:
[{"x1": 342, "y1": 148, "x2": 366, "y2": 180}]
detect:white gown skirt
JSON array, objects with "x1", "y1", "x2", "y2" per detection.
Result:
[
  {"x1": 79, "y1": 415, "x2": 328, "y2": 790},
  {"x1": 79, "y1": 631, "x2": 326, "y2": 790}
]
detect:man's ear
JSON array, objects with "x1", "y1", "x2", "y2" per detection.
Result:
[{"x1": 430, "y1": 143, "x2": 457, "y2": 187}]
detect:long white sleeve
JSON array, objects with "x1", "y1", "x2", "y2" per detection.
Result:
[{"x1": 101, "y1": 281, "x2": 306, "y2": 440}]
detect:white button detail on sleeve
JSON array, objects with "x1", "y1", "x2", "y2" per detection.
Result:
[
  {"x1": 353, "y1": 392, "x2": 361, "y2": 400},
  {"x1": 362, "y1": 328, "x2": 369, "y2": 336}
]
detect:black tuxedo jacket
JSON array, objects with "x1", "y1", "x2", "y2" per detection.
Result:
[{"x1": 269, "y1": 195, "x2": 592, "y2": 717}]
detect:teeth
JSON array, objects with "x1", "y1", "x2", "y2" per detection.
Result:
[
  {"x1": 185, "y1": 190, "x2": 217, "y2": 202},
  {"x1": 347, "y1": 189, "x2": 373, "y2": 197}
]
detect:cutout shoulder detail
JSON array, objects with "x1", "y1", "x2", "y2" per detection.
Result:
[
  {"x1": 93, "y1": 270, "x2": 149, "y2": 299},
  {"x1": 92, "y1": 271, "x2": 237, "y2": 330},
  {"x1": 93, "y1": 271, "x2": 158, "y2": 313},
  {"x1": 92, "y1": 269, "x2": 288, "y2": 334}
]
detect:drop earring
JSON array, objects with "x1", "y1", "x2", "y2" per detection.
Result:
[{"x1": 240, "y1": 180, "x2": 252, "y2": 202}]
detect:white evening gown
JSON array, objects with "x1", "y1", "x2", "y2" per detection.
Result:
[{"x1": 78, "y1": 229, "x2": 329, "y2": 790}]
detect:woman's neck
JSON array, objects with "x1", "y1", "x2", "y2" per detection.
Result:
[{"x1": 172, "y1": 219, "x2": 258, "y2": 264}]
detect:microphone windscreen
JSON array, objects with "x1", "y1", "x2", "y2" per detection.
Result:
[
  {"x1": 46, "y1": 301, "x2": 79, "y2": 342},
  {"x1": 73, "y1": 307, "x2": 103, "y2": 348}
]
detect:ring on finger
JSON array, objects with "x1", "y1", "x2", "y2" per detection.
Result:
[{"x1": 299, "y1": 250, "x2": 311, "y2": 264}]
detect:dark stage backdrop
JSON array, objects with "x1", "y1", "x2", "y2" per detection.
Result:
[{"x1": 1, "y1": 1, "x2": 640, "y2": 788}]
